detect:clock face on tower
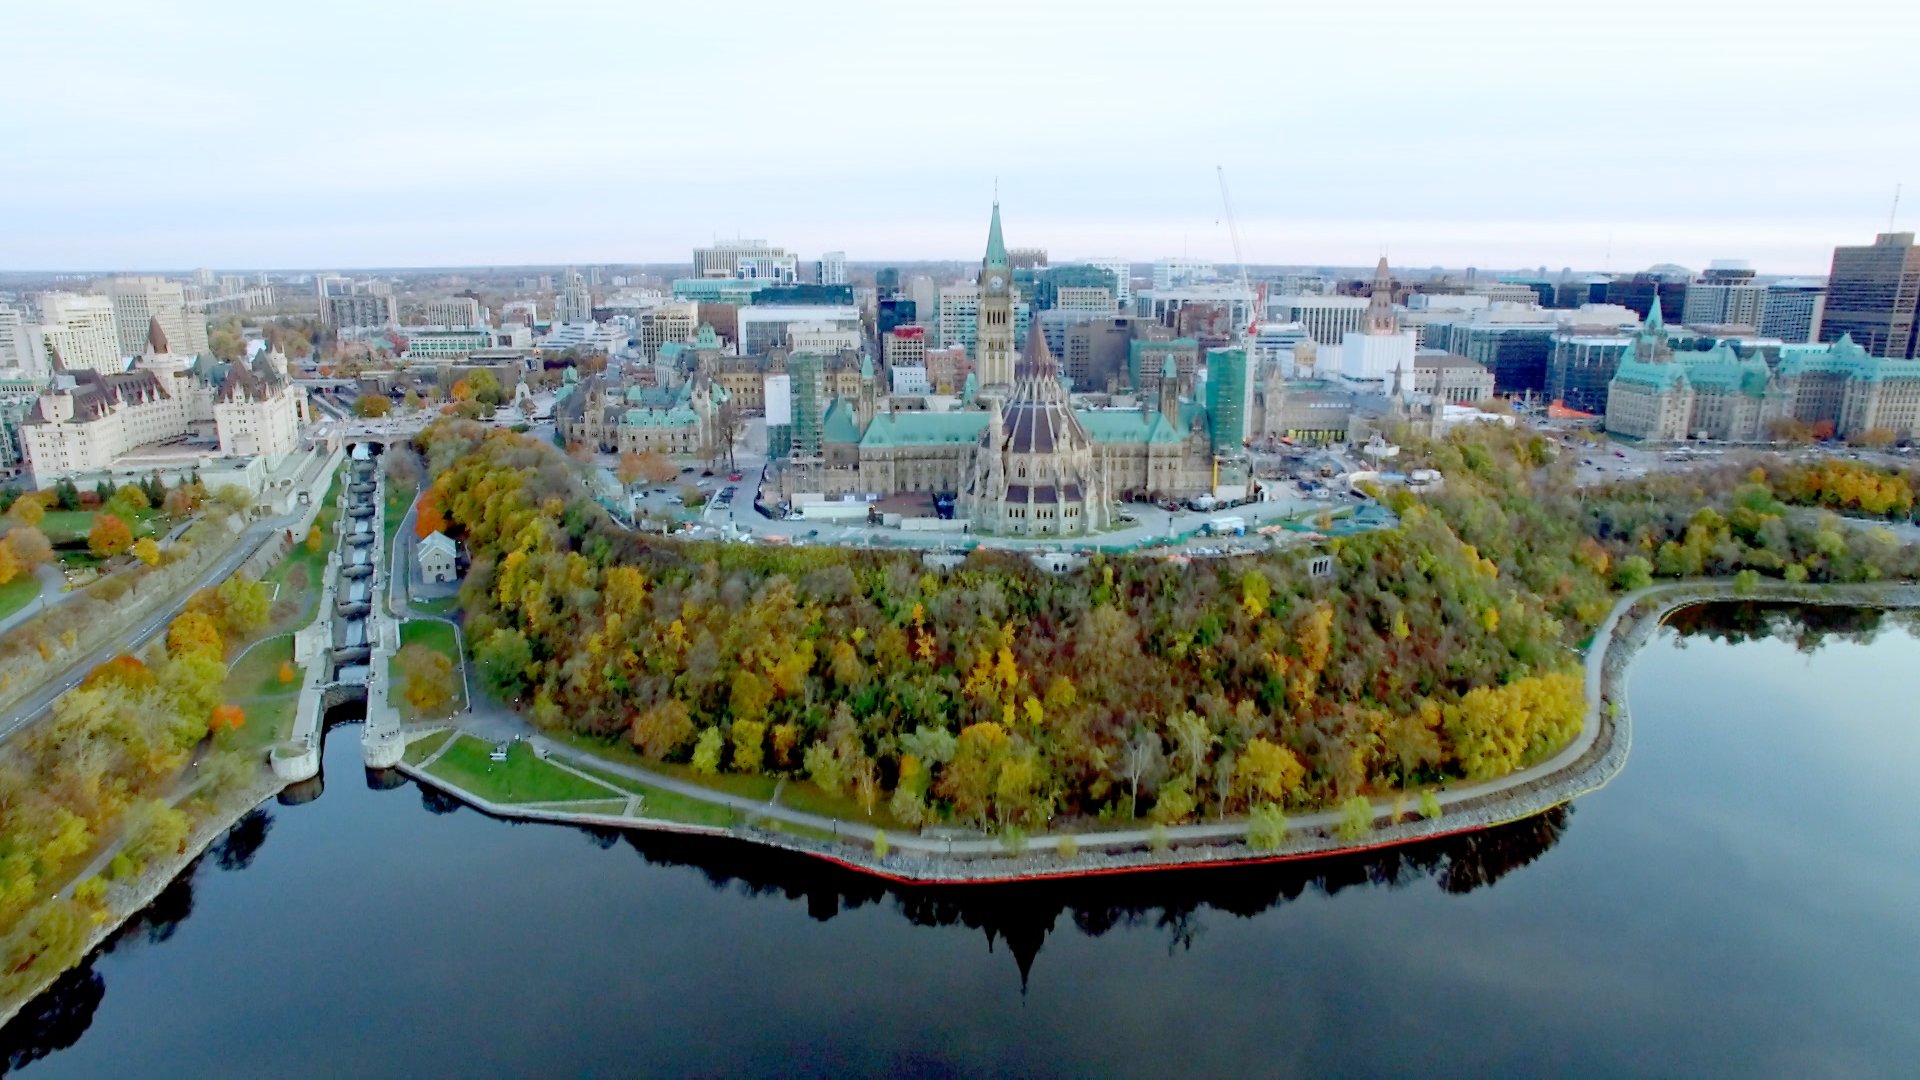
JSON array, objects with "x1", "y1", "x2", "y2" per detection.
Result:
[{"x1": 988, "y1": 274, "x2": 1005, "y2": 291}]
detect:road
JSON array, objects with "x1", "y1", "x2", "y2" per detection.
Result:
[{"x1": 0, "y1": 511, "x2": 304, "y2": 743}]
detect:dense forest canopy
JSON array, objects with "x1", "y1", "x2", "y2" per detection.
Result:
[{"x1": 418, "y1": 421, "x2": 1918, "y2": 834}]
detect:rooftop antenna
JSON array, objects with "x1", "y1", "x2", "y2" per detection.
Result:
[{"x1": 1889, "y1": 182, "x2": 1902, "y2": 232}]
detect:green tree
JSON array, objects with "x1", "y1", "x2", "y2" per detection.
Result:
[
  {"x1": 730, "y1": 719, "x2": 766, "y2": 773},
  {"x1": 476, "y1": 627, "x2": 533, "y2": 700},
  {"x1": 356, "y1": 394, "x2": 392, "y2": 418},
  {"x1": 690, "y1": 726, "x2": 724, "y2": 775},
  {"x1": 1334, "y1": 795, "x2": 1374, "y2": 842},
  {"x1": 1247, "y1": 803, "x2": 1290, "y2": 850}
]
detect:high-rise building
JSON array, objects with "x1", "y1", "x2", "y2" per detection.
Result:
[
  {"x1": 693, "y1": 240, "x2": 799, "y2": 282},
  {"x1": 555, "y1": 273, "x2": 594, "y2": 324},
  {"x1": 1605, "y1": 274, "x2": 1689, "y2": 325},
  {"x1": 34, "y1": 292, "x2": 122, "y2": 375},
  {"x1": 815, "y1": 252, "x2": 848, "y2": 286},
  {"x1": 1549, "y1": 329, "x2": 1636, "y2": 414},
  {"x1": 1821, "y1": 232, "x2": 1920, "y2": 358},
  {"x1": 100, "y1": 277, "x2": 208, "y2": 358},
  {"x1": 883, "y1": 326, "x2": 927, "y2": 370},
  {"x1": 1267, "y1": 295, "x2": 1371, "y2": 345},
  {"x1": 1682, "y1": 281, "x2": 1766, "y2": 328},
  {"x1": 324, "y1": 294, "x2": 396, "y2": 331},
  {"x1": 1086, "y1": 259, "x2": 1132, "y2": 306},
  {"x1": 420, "y1": 297, "x2": 484, "y2": 327},
  {"x1": 1153, "y1": 258, "x2": 1215, "y2": 290},
  {"x1": 1761, "y1": 280, "x2": 1826, "y2": 344},
  {"x1": 0, "y1": 308, "x2": 33, "y2": 372}
]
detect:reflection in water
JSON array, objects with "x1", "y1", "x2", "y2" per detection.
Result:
[
  {"x1": 1665, "y1": 601, "x2": 1917, "y2": 651},
  {"x1": 614, "y1": 805, "x2": 1570, "y2": 987},
  {"x1": 0, "y1": 807, "x2": 271, "y2": 1075},
  {"x1": 0, "y1": 794, "x2": 1567, "y2": 1054}
]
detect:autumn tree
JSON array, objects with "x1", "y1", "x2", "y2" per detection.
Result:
[
  {"x1": 5, "y1": 526, "x2": 51, "y2": 568},
  {"x1": 87, "y1": 513, "x2": 134, "y2": 558},
  {"x1": 132, "y1": 537, "x2": 161, "y2": 566},
  {"x1": 415, "y1": 490, "x2": 449, "y2": 539},
  {"x1": 356, "y1": 394, "x2": 392, "y2": 418},
  {"x1": 395, "y1": 643, "x2": 458, "y2": 718},
  {"x1": 209, "y1": 704, "x2": 247, "y2": 732},
  {"x1": 168, "y1": 610, "x2": 224, "y2": 659},
  {"x1": 7, "y1": 495, "x2": 44, "y2": 527}
]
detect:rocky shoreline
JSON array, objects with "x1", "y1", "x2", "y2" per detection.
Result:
[{"x1": 0, "y1": 771, "x2": 291, "y2": 1028}]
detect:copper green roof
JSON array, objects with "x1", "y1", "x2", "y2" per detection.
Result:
[
  {"x1": 984, "y1": 202, "x2": 1007, "y2": 270},
  {"x1": 1778, "y1": 334, "x2": 1920, "y2": 383},
  {"x1": 1078, "y1": 409, "x2": 1187, "y2": 446},
  {"x1": 820, "y1": 399, "x2": 862, "y2": 445},
  {"x1": 857, "y1": 409, "x2": 990, "y2": 449},
  {"x1": 623, "y1": 406, "x2": 698, "y2": 428}
]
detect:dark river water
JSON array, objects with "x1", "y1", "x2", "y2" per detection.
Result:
[{"x1": 5, "y1": 604, "x2": 1918, "y2": 1078}]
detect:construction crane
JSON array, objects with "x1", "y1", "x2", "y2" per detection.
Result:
[{"x1": 1216, "y1": 165, "x2": 1264, "y2": 340}]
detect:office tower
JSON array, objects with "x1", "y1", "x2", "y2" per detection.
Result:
[
  {"x1": 100, "y1": 276, "x2": 209, "y2": 358},
  {"x1": 1821, "y1": 232, "x2": 1920, "y2": 358},
  {"x1": 815, "y1": 252, "x2": 848, "y2": 286},
  {"x1": 34, "y1": 292, "x2": 123, "y2": 374},
  {"x1": 1761, "y1": 280, "x2": 1826, "y2": 344}
]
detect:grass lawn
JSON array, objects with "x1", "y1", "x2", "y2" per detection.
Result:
[
  {"x1": 777, "y1": 777, "x2": 907, "y2": 831},
  {"x1": 411, "y1": 596, "x2": 460, "y2": 617},
  {"x1": 223, "y1": 695, "x2": 300, "y2": 754},
  {"x1": 425, "y1": 735, "x2": 618, "y2": 804},
  {"x1": 0, "y1": 574, "x2": 41, "y2": 623},
  {"x1": 527, "y1": 798, "x2": 629, "y2": 815},
  {"x1": 219, "y1": 635, "x2": 304, "y2": 752},
  {"x1": 39, "y1": 507, "x2": 162, "y2": 544},
  {"x1": 553, "y1": 731, "x2": 779, "y2": 801},
  {"x1": 569, "y1": 763, "x2": 738, "y2": 828},
  {"x1": 403, "y1": 729, "x2": 454, "y2": 765},
  {"x1": 227, "y1": 634, "x2": 297, "y2": 696},
  {"x1": 383, "y1": 483, "x2": 416, "y2": 561},
  {"x1": 399, "y1": 619, "x2": 459, "y2": 659}
]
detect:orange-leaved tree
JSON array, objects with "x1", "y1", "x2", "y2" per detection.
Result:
[{"x1": 88, "y1": 512, "x2": 134, "y2": 558}]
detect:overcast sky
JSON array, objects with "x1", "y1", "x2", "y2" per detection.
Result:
[{"x1": 3, "y1": 0, "x2": 1914, "y2": 275}]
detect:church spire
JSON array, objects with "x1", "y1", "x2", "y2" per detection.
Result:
[
  {"x1": 984, "y1": 200, "x2": 1008, "y2": 271},
  {"x1": 1645, "y1": 294, "x2": 1664, "y2": 331},
  {"x1": 1020, "y1": 317, "x2": 1058, "y2": 380},
  {"x1": 1365, "y1": 256, "x2": 1397, "y2": 334}
]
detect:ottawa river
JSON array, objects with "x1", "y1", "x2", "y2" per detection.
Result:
[{"x1": 4, "y1": 603, "x2": 1918, "y2": 1077}]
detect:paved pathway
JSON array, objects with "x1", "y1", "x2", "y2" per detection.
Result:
[{"x1": 0, "y1": 563, "x2": 70, "y2": 640}]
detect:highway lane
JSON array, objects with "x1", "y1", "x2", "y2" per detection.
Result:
[{"x1": 0, "y1": 512, "x2": 299, "y2": 744}]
